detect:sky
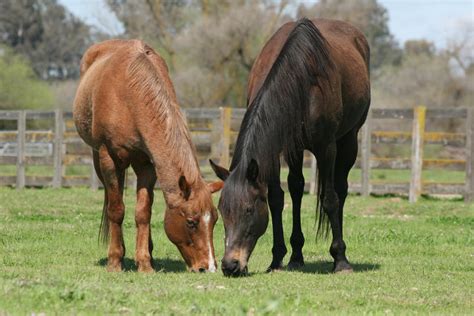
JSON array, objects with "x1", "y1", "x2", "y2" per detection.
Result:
[{"x1": 60, "y1": 0, "x2": 473, "y2": 49}]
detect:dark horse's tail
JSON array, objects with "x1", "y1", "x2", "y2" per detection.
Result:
[
  {"x1": 98, "y1": 170, "x2": 129, "y2": 244},
  {"x1": 99, "y1": 192, "x2": 109, "y2": 244},
  {"x1": 316, "y1": 161, "x2": 330, "y2": 238}
]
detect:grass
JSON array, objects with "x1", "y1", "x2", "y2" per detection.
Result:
[
  {"x1": 0, "y1": 165, "x2": 91, "y2": 177},
  {"x1": 0, "y1": 163, "x2": 467, "y2": 185},
  {"x1": 0, "y1": 188, "x2": 473, "y2": 315}
]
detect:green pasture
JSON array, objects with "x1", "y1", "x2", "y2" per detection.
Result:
[
  {"x1": 0, "y1": 187, "x2": 472, "y2": 315},
  {"x1": 0, "y1": 164, "x2": 467, "y2": 185}
]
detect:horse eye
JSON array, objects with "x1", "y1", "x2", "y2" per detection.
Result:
[{"x1": 186, "y1": 218, "x2": 198, "y2": 230}]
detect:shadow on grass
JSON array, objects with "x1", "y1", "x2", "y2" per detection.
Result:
[
  {"x1": 97, "y1": 257, "x2": 186, "y2": 273},
  {"x1": 298, "y1": 260, "x2": 380, "y2": 274}
]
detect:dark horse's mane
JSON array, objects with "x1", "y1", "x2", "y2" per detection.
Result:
[{"x1": 229, "y1": 18, "x2": 333, "y2": 184}]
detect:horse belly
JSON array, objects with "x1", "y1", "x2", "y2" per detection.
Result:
[{"x1": 73, "y1": 76, "x2": 95, "y2": 147}]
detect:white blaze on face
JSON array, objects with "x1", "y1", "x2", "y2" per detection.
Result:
[{"x1": 203, "y1": 211, "x2": 216, "y2": 272}]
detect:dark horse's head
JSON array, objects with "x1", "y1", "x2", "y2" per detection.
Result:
[{"x1": 210, "y1": 159, "x2": 269, "y2": 277}]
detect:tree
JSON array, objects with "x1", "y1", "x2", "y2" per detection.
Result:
[
  {"x1": 445, "y1": 18, "x2": 474, "y2": 76},
  {"x1": 297, "y1": 0, "x2": 401, "y2": 70},
  {"x1": 173, "y1": 1, "x2": 289, "y2": 107},
  {"x1": 0, "y1": 45, "x2": 53, "y2": 109},
  {"x1": 0, "y1": 0, "x2": 94, "y2": 80},
  {"x1": 107, "y1": 0, "x2": 289, "y2": 107},
  {"x1": 107, "y1": 0, "x2": 192, "y2": 67},
  {"x1": 0, "y1": 0, "x2": 43, "y2": 52},
  {"x1": 373, "y1": 20, "x2": 474, "y2": 113},
  {"x1": 372, "y1": 53, "x2": 453, "y2": 109},
  {"x1": 404, "y1": 40, "x2": 435, "y2": 57}
]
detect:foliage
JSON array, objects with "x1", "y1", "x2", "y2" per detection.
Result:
[
  {"x1": 172, "y1": 2, "x2": 287, "y2": 107},
  {"x1": 49, "y1": 79, "x2": 79, "y2": 110},
  {"x1": 373, "y1": 53, "x2": 453, "y2": 109},
  {"x1": 295, "y1": 2, "x2": 473, "y2": 123},
  {"x1": 0, "y1": 0, "x2": 95, "y2": 80},
  {"x1": 372, "y1": 37, "x2": 473, "y2": 132},
  {"x1": 0, "y1": 0, "x2": 471, "y2": 112},
  {"x1": 106, "y1": 0, "x2": 290, "y2": 107},
  {"x1": 0, "y1": 188, "x2": 472, "y2": 314},
  {"x1": 404, "y1": 39, "x2": 436, "y2": 57},
  {"x1": 297, "y1": 0, "x2": 402, "y2": 70},
  {"x1": 0, "y1": 45, "x2": 53, "y2": 109}
]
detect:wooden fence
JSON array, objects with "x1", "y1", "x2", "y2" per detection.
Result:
[
  {"x1": 0, "y1": 107, "x2": 473, "y2": 202},
  {"x1": 355, "y1": 106, "x2": 473, "y2": 202}
]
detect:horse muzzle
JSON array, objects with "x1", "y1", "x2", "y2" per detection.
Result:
[{"x1": 221, "y1": 258, "x2": 248, "y2": 277}]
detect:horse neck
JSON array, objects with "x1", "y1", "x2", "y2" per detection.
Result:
[
  {"x1": 152, "y1": 150, "x2": 206, "y2": 208},
  {"x1": 143, "y1": 105, "x2": 206, "y2": 206},
  {"x1": 126, "y1": 47, "x2": 208, "y2": 204},
  {"x1": 230, "y1": 98, "x2": 286, "y2": 183}
]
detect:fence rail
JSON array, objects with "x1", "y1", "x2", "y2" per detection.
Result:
[{"x1": 0, "y1": 107, "x2": 473, "y2": 202}]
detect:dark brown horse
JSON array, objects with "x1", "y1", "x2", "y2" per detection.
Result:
[
  {"x1": 74, "y1": 39, "x2": 222, "y2": 273},
  {"x1": 211, "y1": 18, "x2": 370, "y2": 276}
]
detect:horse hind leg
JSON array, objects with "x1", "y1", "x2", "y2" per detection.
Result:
[
  {"x1": 131, "y1": 157, "x2": 156, "y2": 273},
  {"x1": 96, "y1": 145, "x2": 126, "y2": 272},
  {"x1": 286, "y1": 151, "x2": 305, "y2": 270},
  {"x1": 315, "y1": 139, "x2": 352, "y2": 273},
  {"x1": 331, "y1": 130, "x2": 359, "y2": 273}
]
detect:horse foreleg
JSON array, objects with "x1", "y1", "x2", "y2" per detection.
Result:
[
  {"x1": 132, "y1": 159, "x2": 156, "y2": 273},
  {"x1": 286, "y1": 152, "x2": 305, "y2": 270},
  {"x1": 267, "y1": 179, "x2": 287, "y2": 272}
]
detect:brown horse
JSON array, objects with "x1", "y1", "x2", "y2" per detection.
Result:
[
  {"x1": 211, "y1": 18, "x2": 370, "y2": 276},
  {"x1": 73, "y1": 39, "x2": 222, "y2": 273}
]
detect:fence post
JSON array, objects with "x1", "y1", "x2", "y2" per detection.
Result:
[
  {"x1": 16, "y1": 111, "x2": 26, "y2": 189},
  {"x1": 53, "y1": 109, "x2": 64, "y2": 188},
  {"x1": 409, "y1": 106, "x2": 426, "y2": 203},
  {"x1": 465, "y1": 108, "x2": 474, "y2": 203},
  {"x1": 361, "y1": 109, "x2": 372, "y2": 196},
  {"x1": 218, "y1": 107, "x2": 232, "y2": 167},
  {"x1": 309, "y1": 155, "x2": 318, "y2": 195}
]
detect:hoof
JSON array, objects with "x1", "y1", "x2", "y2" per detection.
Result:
[
  {"x1": 107, "y1": 262, "x2": 122, "y2": 272},
  {"x1": 137, "y1": 262, "x2": 154, "y2": 273},
  {"x1": 333, "y1": 261, "x2": 353, "y2": 274},
  {"x1": 266, "y1": 261, "x2": 284, "y2": 273},
  {"x1": 287, "y1": 260, "x2": 305, "y2": 271}
]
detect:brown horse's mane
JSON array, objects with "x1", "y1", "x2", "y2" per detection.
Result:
[{"x1": 127, "y1": 49, "x2": 202, "y2": 187}]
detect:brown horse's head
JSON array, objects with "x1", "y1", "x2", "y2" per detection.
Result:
[
  {"x1": 210, "y1": 159, "x2": 269, "y2": 277},
  {"x1": 164, "y1": 176, "x2": 223, "y2": 272}
]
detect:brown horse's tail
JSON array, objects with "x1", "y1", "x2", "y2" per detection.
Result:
[
  {"x1": 316, "y1": 161, "x2": 330, "y2": 239},
  {"x1": 99, "y1": 192, "x2": 109, "y2": 244}
]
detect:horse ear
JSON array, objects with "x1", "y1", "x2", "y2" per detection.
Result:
[
  {"x1": 209, "y1": 159, "x2": 229, "y2": 181},
  {"x1": 207, "y1": 181, "x2": 224, "y2": 193},
  {"x1": 246, "y1": 159, "x2": 259, "y2": 183},
  {"x1": 178, "y1": 175, "x2": 191, "y2": 200}
]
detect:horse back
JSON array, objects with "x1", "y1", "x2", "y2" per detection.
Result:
[
  {"x1": 247, "y1": 19, "x2": 370, "y2": 135},
  {"x1": 313, "y1": 19, "x2": 370, "y2": 113},
  {"x1": 73, "y1": 39, "x2": 176, "y2": 149}
]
